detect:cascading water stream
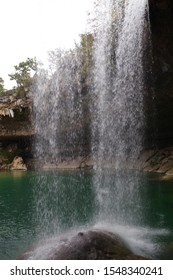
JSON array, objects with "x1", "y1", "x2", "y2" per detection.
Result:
[
  {"x1": 32, "y1": 50, "x2": 88, "y2": 236},
  {"x1": 33, "y1": 50, "x2": 84, "y2": 165},
  {"x1": 92, "y1": 0, "x2": 149, "y2": 225}
]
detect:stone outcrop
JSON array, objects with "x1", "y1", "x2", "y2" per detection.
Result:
[
  {"x1": 10, "y1": 156, "x2": 27, "y2": 170},
  {"x1": 0, "y1": 93, "x2": 32, "y2": 117},
  {"x1": 135, "y1": 147, "x2": 173, "y2": 179},
  {"x1": 18, "y1": 229, "x2": 148, "y2": 260},
  {"x1": 42, "y1": 157, "x2": 93, "y2": 170},
  {"x1": 1, "y1": 156, "x2": 27, "y2": 171}
]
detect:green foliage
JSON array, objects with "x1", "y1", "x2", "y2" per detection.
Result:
[
  {"x1": 76, "y1": 33, "x2": 94, "y2": 93},
  {"x1": 9, "y1": 57, "x2": 37, "y2": 96},
  {"x1": 79, "y1": 33, "x2": 93, "y2": 83},
  {"x1": 47, "y1": 33, "x2": 94, "y2": 97},
  {"x1": 0, "y1": 77, "x2": 5, "y2": 95}
]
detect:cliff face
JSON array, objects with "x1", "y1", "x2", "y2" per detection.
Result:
[{"x1": 149, "y1": 0, "x2": 173, "y2": 146}]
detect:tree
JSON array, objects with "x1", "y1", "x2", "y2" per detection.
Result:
[
  {"x1": 0, "y1": 77, "x2": 5, "y2": 95},
  {"x1": 78, "y1": 33, "x2": 94, "y2": 89},
  {"x1": 9, "y1": 57, "x2": 37, "y2": 96}
]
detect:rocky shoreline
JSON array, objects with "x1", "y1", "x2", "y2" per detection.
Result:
[
  {"x1": 1, "y1": 147, "x2": 173, "y2": 180},
  {"x1": 135, "y1": 147, "x2": 173, "y2": 180},
  {"x1": 40, "y1": 147, "x2": 173, "y2": 179}
]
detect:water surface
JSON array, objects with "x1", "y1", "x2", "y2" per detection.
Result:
[{"x1": 0, "y1": 170, "x2": 173, "y2": 259}]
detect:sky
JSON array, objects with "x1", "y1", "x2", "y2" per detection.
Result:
[{"x1": 0, "y1": 0, "x2": 94, "y2": 89}]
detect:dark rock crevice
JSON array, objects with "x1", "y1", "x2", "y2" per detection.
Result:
[{"x1": 148, "y1": 0, "x2": 173, "y2": 147}]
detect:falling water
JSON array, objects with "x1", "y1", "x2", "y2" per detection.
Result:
[
  {"x1": 31, "y1": 0, "x2": 155, "y2": 254},
  {"x1": 92, "y1": 0, "x2": 149, "y2": 225},
  {"x1": 32, "y1": 49, "x2": 89, "y2": 236},
  {"x1": 33, "y1": 50, "x2": 85, "y2": 166}
]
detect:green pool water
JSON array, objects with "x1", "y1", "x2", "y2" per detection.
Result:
[{"x1": 0, "y1": 170, "x2": 173, "y2": 259}]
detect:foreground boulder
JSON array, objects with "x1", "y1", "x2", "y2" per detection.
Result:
[{"x1": 18, "y1": 229, "x2": 148, "y2": 260}]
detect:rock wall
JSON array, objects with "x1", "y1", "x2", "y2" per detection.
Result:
[{"x1": 148, "y1": 0, "x2": 173, "y2": 146}]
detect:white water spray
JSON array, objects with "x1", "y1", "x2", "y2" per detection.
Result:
[{"x1": 92, "y1": 0, "x2": 149, "y2": 224}]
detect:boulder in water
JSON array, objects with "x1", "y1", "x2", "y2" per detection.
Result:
[
  {"x1": 18, "y1": 229, "x2": 148, "y2": 260},
  {"x1": 1, "y1": 156, "x2": 27, "y2": 170},
  {"x1": 10, "y1": 156, "x2": 27, "y2": 170}
]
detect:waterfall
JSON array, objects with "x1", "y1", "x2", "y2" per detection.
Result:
[
  {"x1": 33, "y1": 49, "x2": 86, "y2": 167},
  {"x1": 92, "y1": 0, "x2": 149, "y2": 225},
  {"x1": 32, "y1": 49, "x2": 88, "y2": 235},
  {"x1": 32, "y1": 0, "x2": 150, "y2": 234}
]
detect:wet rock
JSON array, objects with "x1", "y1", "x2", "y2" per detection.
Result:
[
  {"x1": 10, "y1": 156, "x2": 27, "y2": 170},
  {"x1": 165, "y1": 168, "x2": 173, "y2": 176},
  {"x1": 18, "y1": 229, "x2": 148, "y2": 260},
  {"x1": 80, "y1": 157, "x2": 93, "y2": 169},
  {"x1": 9, "y1": 156, "x2": 27, "y2": 170},
  {"x1": 42, "y1": 159, "x2": 81, "y2": 170},
  {"x1": 156, "y1": 159, "x2": 173, "y2": 173},
  {"x1": 135, "y1": 150, "x2": 158, "y2": 169},
  {"x1": 136, "y1": 148, "x2": 173, "y2": 177},
  {"x1": 42, "y1": 157, "x2": 93, "y2": 170}
]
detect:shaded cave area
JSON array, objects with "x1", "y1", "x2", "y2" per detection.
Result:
[{"x1": 0, "y1": 104, "x2": 34, "y2": 168}]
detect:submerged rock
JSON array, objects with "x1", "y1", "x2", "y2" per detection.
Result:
[{"x1": 18, "y1": 229, "x2": 148, "y2": 260}]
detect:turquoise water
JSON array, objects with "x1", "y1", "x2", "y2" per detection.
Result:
[{"x1": 0, "y1": 170, "x2": 173, "y2": 259}]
